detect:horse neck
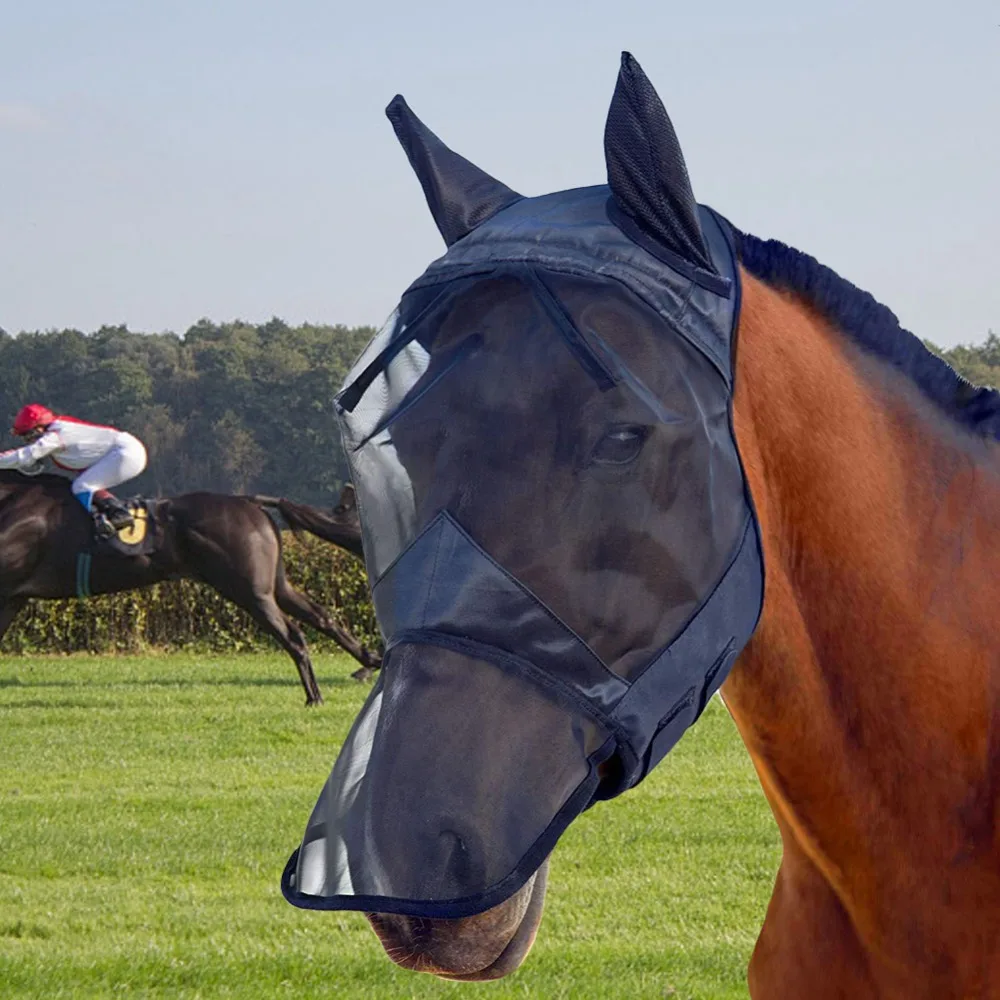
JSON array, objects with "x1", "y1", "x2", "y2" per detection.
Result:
[
  {"x1": 724, "y1": 271, "x2": 1000, "y2": 911},
  {"x1": 0, "y1": 475, "x2": 31, "y2": 502}
]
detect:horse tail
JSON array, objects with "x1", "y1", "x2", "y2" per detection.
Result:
[{"x1": 249, "y1": 496, "x2": 364, "y2": 560}]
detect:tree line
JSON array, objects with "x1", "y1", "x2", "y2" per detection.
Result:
[
  {"x1": 925, "y1": 332, "x2": 1000, "y2": 390},
  {"x1": 0, "y1": 318, "x2": 374, "y2": 505},
  {"x1": 0, "y1": 319, "x2": 995, "y2": 507}
]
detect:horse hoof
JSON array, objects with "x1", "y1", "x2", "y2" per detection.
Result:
[
  {"x1": 306, "y1": 695, "x2": 324, "y2": 707},
  {"x1": 351, "y1": 666, "x2": 375, "y2": 683}
]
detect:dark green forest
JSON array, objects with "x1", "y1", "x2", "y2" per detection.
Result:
[
  {"x1": 0, "y1": 319, "x2": 375, "y2": 505},
  {"x1": 924, "y1": 333, "x2": 1000, "y2": 390},
  {"x1": 0, "y1": 319, "x2": 995, "y2": 507}
]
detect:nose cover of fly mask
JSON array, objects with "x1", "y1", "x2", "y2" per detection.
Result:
[{"x1": 281, "y1": 186, "x2": 765, "y2": 919}]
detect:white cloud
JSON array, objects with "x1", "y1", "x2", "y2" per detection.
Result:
[{"x1": 0, "y1": 103, "x2": 49, "y2": 132}]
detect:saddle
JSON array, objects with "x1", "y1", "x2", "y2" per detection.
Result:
[
  {"x1": 90, "y1": 495, "x2": 160, "y2": 557},
  {"x1": 71, "y1": 495, "x2": 161, "y2": 599}
]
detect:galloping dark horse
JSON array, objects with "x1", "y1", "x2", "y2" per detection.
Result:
[{"x1": 0, "y1": 471, "x2": 378, "y2": 705}]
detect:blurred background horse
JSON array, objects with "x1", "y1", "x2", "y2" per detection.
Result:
[{"x1": 0, "y1": 474, "x2": 377, "y2": 705}]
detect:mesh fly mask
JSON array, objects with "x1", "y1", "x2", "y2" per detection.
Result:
[{"x1": 282, "y1": 53, "x2": 765, "y2": 920}]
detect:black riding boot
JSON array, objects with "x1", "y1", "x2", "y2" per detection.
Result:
[
  {"x1": 92, "y1": 512, "x2": 116, "y2": 540},
  {"x1": 93, "y1": 490, "x2": 135, "y2": 532}
]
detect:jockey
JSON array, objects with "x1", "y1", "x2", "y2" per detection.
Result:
[{"x1": 0, "y1": 403, "x2": 148, "y2": 536}]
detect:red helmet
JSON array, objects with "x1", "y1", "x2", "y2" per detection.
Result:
[{"x1": 13, "y1": 403, "x2": 55, "y2": 436}]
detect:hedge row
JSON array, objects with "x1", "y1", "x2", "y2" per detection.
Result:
[{"x1": 1, "y1": 535, "x2": 379, "y2": 655}]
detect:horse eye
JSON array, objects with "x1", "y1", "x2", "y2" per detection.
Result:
[{"x1": 591, "y1": 425, "x2": 649, "y2": 466}]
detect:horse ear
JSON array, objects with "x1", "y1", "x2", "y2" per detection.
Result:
[
  {"x1": 604, "y1": 52, "x2": 716, "y2": 274},
  {"x1": 386, "y1": 95, "x2": 523, "y2": 247}
]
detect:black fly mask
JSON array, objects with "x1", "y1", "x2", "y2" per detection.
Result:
[{"x1": 282, "y1": 53, "x2": 765, "y2": 919}]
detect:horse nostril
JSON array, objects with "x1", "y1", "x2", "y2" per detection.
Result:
[{"x1": 435, "y1": 823, "x2": 486, "y2": 889}]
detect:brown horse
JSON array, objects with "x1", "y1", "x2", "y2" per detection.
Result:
[
  {"x1": 299, "y1": 57, "x2": 1000, "y2": 998},
  {"x1": 722, "y1": 265, "x2": 1000, "y2": 997},
  {"x1": 0, "y1": 474, "x2": 378, "y2": 705}
]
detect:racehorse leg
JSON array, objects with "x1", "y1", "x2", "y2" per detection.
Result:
[
  {"x1": 274, "y1": 579, "x2": 381, "y2": 681},
  {"x1": 179, "y1": 523, "x2": 325, "y2": 706},
  {"x1": 242, "y1": 595, "x2": 325, "y2": 707}
]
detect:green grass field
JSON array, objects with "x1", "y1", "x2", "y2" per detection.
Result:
[{"x1": 0, "y1": 652, "x2": 780, "y2": 999}]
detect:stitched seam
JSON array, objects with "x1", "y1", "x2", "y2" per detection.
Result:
[
  {"x1": 629, "y1": 515, "x2": 753, "y2": 683},
  {"x1": 418, "y1": 521, "x2": 445, "y2": 630},
  {"x1": 437, "y1": 511, "x2": 626, "y2": 685},
  {"x1": 351, "y1": 335, "x2": 482, "y2": 451},
  {"x1": 654, "y1": 689, "x2": 696, "y2": 734},
  {"x1": 387, "y1": 628, "x2": 630, "y2": 744},
  {"x1": 405, "y1": 260, "x2": 732, "y2": 386}
]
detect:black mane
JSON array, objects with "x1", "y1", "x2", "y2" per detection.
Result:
[
  {"x1": 733, "y1": 229, "x2": 1000, "y2": 441},
  {"x1": 0, "y1": 469, "x2": 72, "y2": 489}
]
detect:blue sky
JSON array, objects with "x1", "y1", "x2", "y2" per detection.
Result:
[{"x1": 1, "y1": 1, "x2": 996, "y2": 348}]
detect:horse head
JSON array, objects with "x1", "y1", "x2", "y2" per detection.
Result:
[{"x1": 283, "y1": 53, "x2": 764, "y2": 980}]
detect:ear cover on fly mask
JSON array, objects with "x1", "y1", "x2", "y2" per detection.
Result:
[{"x1": 386, "y1": 94, "x2": 524, "y2": 247}]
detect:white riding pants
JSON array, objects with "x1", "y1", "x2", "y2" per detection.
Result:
[{"x1": 71, "y1": 433, "x2": 148, "y2": 509}]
